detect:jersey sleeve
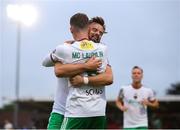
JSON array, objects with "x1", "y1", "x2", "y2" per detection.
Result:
[
  {"x1": 104, "y1": 45, "x2": 108, "y2": 64},
  {"x1": 102, "y1": 44, "x2": 111, "y2": 66},
  {"x1": 51, "y1": 44, "x2": 69, "y2": 64},
  {"x1": 148, "y1": 89, "x2": 156, "y2": 101},
  {"x1": 42, "y1": 53, "x2": 55, "y2": 67}
]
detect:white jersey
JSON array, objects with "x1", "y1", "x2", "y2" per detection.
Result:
[
  {"x1": 52, "y1": 78, "x2": 69, "y2": 114},
  {"x1": 52, "y1": 40, "x2": 108, "y2": 117},
  {"x1": 118, "y1": 85, "x2": 156, "y2": 128},
  {"x1": 42, "y1": 51, "x2": 69, "y2": 115}
]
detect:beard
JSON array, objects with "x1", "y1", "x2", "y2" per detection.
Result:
[{"x1": 89, "y1": 34, "x2": 100, "y2": 43}]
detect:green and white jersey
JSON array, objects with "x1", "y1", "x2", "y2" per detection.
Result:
[
  {"x1": 52, "y1": 78, "x2": 69, "y2": 115},
  {"x1": 118, "y1": 85, "x2": 156, "y2": 128},
  {"x1": 52, "y1": 40, "x2": 108, "y2": 117}
]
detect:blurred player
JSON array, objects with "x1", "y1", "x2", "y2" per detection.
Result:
[{"x1": 116, "y1": 66, "x2": 159, "y2": 129}]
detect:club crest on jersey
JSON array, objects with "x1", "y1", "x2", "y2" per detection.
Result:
[{"x1": 79, "y1": 40, "x2": 94, "y2": 50}]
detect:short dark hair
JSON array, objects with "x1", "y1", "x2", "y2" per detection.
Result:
[
  {"x1": 70, "y1": 13, "x2": 89, "y2": 29},
  {"x1": 89, "y1": 16, "x2": 107, "y2": 33},
  {"x1": 132, "y1": 66, "x2": 143, "y2": 73}
]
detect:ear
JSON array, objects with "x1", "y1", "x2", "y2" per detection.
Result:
[
  {"x1": 141, "y1": 74, "x2": 144, "y2": 79},
  {"x1": 70, "y1": 26, "x2": 74, "y2": 34}
]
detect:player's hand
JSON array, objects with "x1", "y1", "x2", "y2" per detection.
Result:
[
  {"x1": 120, "y1": 106, "x2": 128, "y2": 112},
  {"x1": 70, "y1": 75, "x2": 84, "y2": 87},
  {"x1": 85, "y1": 56, "x2": 102, "y2": 71},
  {"x1": 141, "y1": 99, "x2": 150, "y2": 106}
]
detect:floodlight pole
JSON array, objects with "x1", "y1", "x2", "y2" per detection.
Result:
[
  {"x1": 14, "y1": 21, "x2": 21, "y2": 128},
  {"x1": 6, "y1": 4, "x2": 37, "y2": 128}
]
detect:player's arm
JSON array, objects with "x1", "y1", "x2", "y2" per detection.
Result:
[
  {"x1": 69, "y1": 65, "x2": 113, "y2": 87},
  {"x1": 42, "y1": 41, "x2": 74, "y2": 67},
  {"x1": 148, "y1": 99, "x2": 159, "y2": 108},
  {"x1": 88, "y1": 65, "x2": 113, "y2": 86},
  {"x1": 116, "y1": 98, "x2": 127, "y2": 112},
  {"x1": 54, "y1": 57, "x2": 102, "y2": 77},
  {"x1": 116, "y1": 98, "x2": 125, "y2": 111},
  {"x1": 141, "y1": 99, "x2": 159, "y2": 109},
  {"x1": 141, "y1": 89, "x2": 159, "y2": 109},
  {"x1": 42, "y1": 54, "x2": 102, "y2": 77},
  {"x1": 116, "y1": 89, "x2": 128, "y2": 112}
]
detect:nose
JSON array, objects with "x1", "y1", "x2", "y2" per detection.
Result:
[{"x1": 94, "y1": 31, "x2": 100, "y2": 35}]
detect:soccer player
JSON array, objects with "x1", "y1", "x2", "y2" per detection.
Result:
[
  {"x1": 68, "y1": 17, "x2": 111, "y2": 87},
  {"x1": 53, "y1": 13, "x2": 110, "y2": 129},
  {"x1": 116, "y1": 66, "x2": 159, "y2": 129},
  {"x1": 42, "y1": 15, "x2": 113, "y2": 129},
  {"x1": 44, "y1": 57, "x2": 101, "y2": 129}
]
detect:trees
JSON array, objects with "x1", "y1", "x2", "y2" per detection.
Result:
[{"x1": 166, "y1": 82, "x2": 180, "y2": 95}]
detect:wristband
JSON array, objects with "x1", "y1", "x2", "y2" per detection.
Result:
[{"x1": 83, "y1": 76, "x2": 89, "y2": 85}]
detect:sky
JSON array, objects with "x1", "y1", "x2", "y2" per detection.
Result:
[{"x1": 0, "y1": 0, "x2": 180, "y2": 107}]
